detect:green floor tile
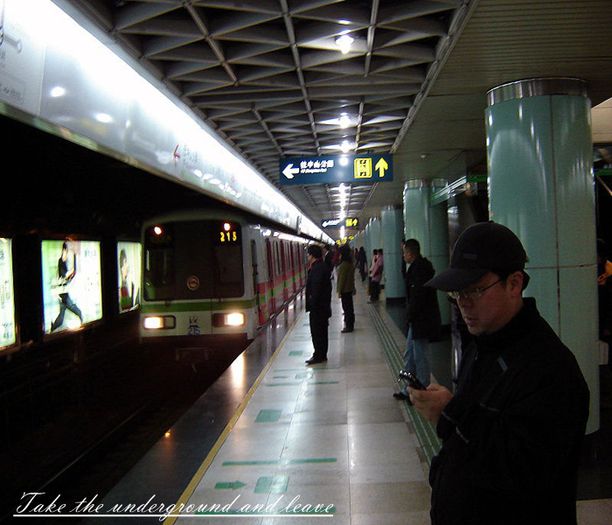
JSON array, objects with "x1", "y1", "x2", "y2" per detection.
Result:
[
  {"x1": 255, "y1": 409, "x2": 282, "y2": 423},
  {"x1": 254, "y1": 475, "x2": 289, "y2": 494}
]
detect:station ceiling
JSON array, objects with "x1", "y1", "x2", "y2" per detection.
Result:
[{"x1": 61, "y1": 0, "x2": 612, "y2": 235}]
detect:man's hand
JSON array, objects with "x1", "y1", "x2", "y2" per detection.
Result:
[{"x1": 409, "y1": 384, "x2": 453, "y2": 425}]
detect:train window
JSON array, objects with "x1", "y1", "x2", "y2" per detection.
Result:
[{"x1": 144, "y1": 221, "x2": 243, "y2": 300}]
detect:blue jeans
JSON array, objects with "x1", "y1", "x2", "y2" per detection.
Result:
[{"x1": 401, "y1": 325, "x2": 431, "y2": 394}]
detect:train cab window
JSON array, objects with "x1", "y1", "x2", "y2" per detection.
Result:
[{"x1": 144, "y1": 220, "x2": 243, "y2": 300}]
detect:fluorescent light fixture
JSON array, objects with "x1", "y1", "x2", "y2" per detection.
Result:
[
  {"x1": 336, "y1": 34, "x2": 354, "y2": 54},
  {"x1": 94, "y1": 112, "x2": 113, "y2": 123},
  {"x1": 50, "y1": 86, "x2": 66, "y2": 98},
  {"x1": 339, "y1": 113, "x2": 351, "y2": 128}
]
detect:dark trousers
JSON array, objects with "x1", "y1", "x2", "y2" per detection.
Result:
[
  {"x1": 340, "y1": 292, "x2": 355, "y2": 330},
  {"x1": 369, "y1": 279, "x2": 381, "y2": 301},
  {"x1": 309, "y1": 311, "x2": 329, "y2": 359}
]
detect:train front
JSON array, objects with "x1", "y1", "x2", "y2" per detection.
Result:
[{"x1": 139, "y1": 218, "x2": 256, "y2": 348}]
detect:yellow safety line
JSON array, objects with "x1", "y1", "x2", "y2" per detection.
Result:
[{"x1": 163, "y1": 310, "x2": 304, "y2": 525}]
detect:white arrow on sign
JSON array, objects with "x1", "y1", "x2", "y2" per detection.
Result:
[{"x1": 282, "y1": 163, "x2": 300, "y2": 179}]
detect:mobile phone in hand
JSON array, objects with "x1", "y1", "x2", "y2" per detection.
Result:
[{"x1": 398, "y1": 370, "x2": 426, "y2": 390}]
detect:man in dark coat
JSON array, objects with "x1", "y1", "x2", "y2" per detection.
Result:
[
  {"x1": 411, "y1": 222, "x2": 589, "y2": 525},
  {"x1": 305, "y1": 244, "x2": 332, "y2": 365},
  {"x1": 394, "y1": 239, "x2": 440, "y2": 400}
]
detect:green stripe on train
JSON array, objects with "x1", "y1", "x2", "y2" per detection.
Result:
[{"x1": 141, "y1": 299, "x2": 256, "y2": 313}]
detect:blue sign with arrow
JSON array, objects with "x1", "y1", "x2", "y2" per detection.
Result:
[{"x1": 279, "y1": 154, "x2": 393, "y2": 186}]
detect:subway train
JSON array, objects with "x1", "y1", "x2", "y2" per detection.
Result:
[{"x1": 139, "y1": 210, "x2": 311, "y2": 347}]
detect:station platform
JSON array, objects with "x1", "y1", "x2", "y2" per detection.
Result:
[
  {"x1": 77, "y1": 280, "x2": 610, "y2": 525},
  {"x1": 166, "y1": 282, "x2": 431, "y2": 525}
]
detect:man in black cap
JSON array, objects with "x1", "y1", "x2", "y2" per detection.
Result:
[
  {"x1": 305, "y1": 244, "x2": 332, "y2": 365},
  {"x1": 410, "y1": 221, "x2": 589, "y2": 525}
]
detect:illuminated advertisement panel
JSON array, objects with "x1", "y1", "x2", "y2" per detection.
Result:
[
  {"x1": 41, "y1": 240, "x2": 103, "y2": 334},
  {"x1": 0, "y1": 238, "x2": 16, "y2": 349},
  {"x1": 117, "y1": 241, "x2": 141, "y2": 313}
]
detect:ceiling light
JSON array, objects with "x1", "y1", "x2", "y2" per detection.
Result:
[
  {"x1": 50, "y1": 86, "x2": 66, "y2": 98},
  {"x1": 336, "y1": 34, "x2": 354, "y2": 55},
  {"x1": 339, "y1": 113, "x2": 351, "y2": 128},
  {"x1": 341, "y1": 140, "x2": 353, "y2": 153}
]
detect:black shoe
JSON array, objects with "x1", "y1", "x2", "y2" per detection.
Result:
[
  {"x1": 393, "y1": 392, "x2": 412, "y2": 405},
  {"x1": 341, "y1": 328, "x2": 353, "y2": 333},
  {"x1": 305, "y1": 357, "x2": 327, "y2": 365}
]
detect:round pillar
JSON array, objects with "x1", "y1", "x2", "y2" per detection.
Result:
[
  {"x1": 381, "y1": 206, "x2": 405, "y2": 299},
  {"x1": 486, "y1": 77, "x2": 599, "y2": 433}
]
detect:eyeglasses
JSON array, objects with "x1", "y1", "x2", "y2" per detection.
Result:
[{"x1": 447, "y1": 279, "x2": 503, "y2": 301}]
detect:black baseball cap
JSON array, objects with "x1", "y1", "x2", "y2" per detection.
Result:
[
  {"x1": 426, "y1": 222, "x2": 528, "y2": 291},
  {"x1": 307, "y1": 244, "x2": 322, "y2": 259}
]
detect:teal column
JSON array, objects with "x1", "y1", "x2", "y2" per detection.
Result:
[
  {"x1": 369, "y1": 217, "x2": 382, "y2": 255},
  {"x1": 364, "y1": 221, "x2": 371, "y2": 264},
  {"x1": 403, "y1": 179, "x2": 450, "y2": 324},
  {"x1": 381, "y1": 207, "x2": 405, "y2": 299},
  {"x1": 486, "y1": 77, "x2": 599, "y2": 433}
]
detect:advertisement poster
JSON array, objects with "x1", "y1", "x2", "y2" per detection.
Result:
[
  {"x1": 41, "y1": 240, "x2": 102, "y2": 334},
  {"x1": 117, "y1": 241, "x2": 141, "y2": 313},
  {"x1": 0, "y1": 238, "x2": 16, "y2": 349}
]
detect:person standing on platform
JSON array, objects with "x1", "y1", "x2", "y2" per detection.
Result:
[
  {"x1": 357, "y1": 246, "x2": 367, "y2": 282},
  {"x1": 323, "y1": 245, "x2": 334, "y2": 272},
  {"x1": 368, "y1": 248, "x2": 383, "y2": 302},
  {"x1": 305, "y1": 244, "x2": 332, "y2": 365},
  {"x1": 410, "y1": 221, "x2": 589, "y2": 525},
  {"x1": 394, "y1": 239, "x2": 440, "y2": 401},
  {"x1": 336, "y1": 245, "x2": 355, "y2": 333}
]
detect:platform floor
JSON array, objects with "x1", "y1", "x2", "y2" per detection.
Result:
[{"x1": 162, "y1": 282, "x2": 610, "y2": 525}]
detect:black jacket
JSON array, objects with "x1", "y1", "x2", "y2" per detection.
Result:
[
  {"x1": 405, "y1": 255, "x2": 441, "y2": 340},
  {"x1": 430, "y1": 298, "x2": 589, "y2": 525},
  {"x1": 306, "y1": 259, "x2": 331, "y2": 318}
]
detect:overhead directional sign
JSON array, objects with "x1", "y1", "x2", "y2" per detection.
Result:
[
  {"x1": 321, "y1": 217, "x2": 359, "y2": 229},
  {"x1": 280, "y1": 154, "x2": 393, "y2": 186}
]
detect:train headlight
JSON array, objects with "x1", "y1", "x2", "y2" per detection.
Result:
[
  {"x1": 226, "y1": 312, "x2": 245, "y2": 326},
  {"x1": 212, "y1": 312, "x2": 245, "y2": 327},
  {"x1": 143, "y1": 316, "x2": 176, "y2": 330}
]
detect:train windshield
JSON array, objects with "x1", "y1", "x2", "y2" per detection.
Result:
[{"x1": 143, "y1": 220, "x2": 243, "y2": 300}]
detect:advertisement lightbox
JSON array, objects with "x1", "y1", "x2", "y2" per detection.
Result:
[
  {"x1": 0, "y1": 238, "x2": 16, "y2": 349},
  {"x1": 117, "y1": 241, "x2": 141, "y2": 313},
  {"x1": 41, "y1": 240, "x2": 103, "y2": 334}
]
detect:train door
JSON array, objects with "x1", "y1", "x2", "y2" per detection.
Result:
[
  {"x1": 265, "y1": 239, "x2": 276, "y2": 314},
  {"x1": 290, "y1": 242, "x2": 297, "y2": 293},
  {"x1": 280, "y1": 241, "x2": 288, "y2": 302},
  {"x1": 250, "y1": 239, "x2": 264, "y2": 325}
]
